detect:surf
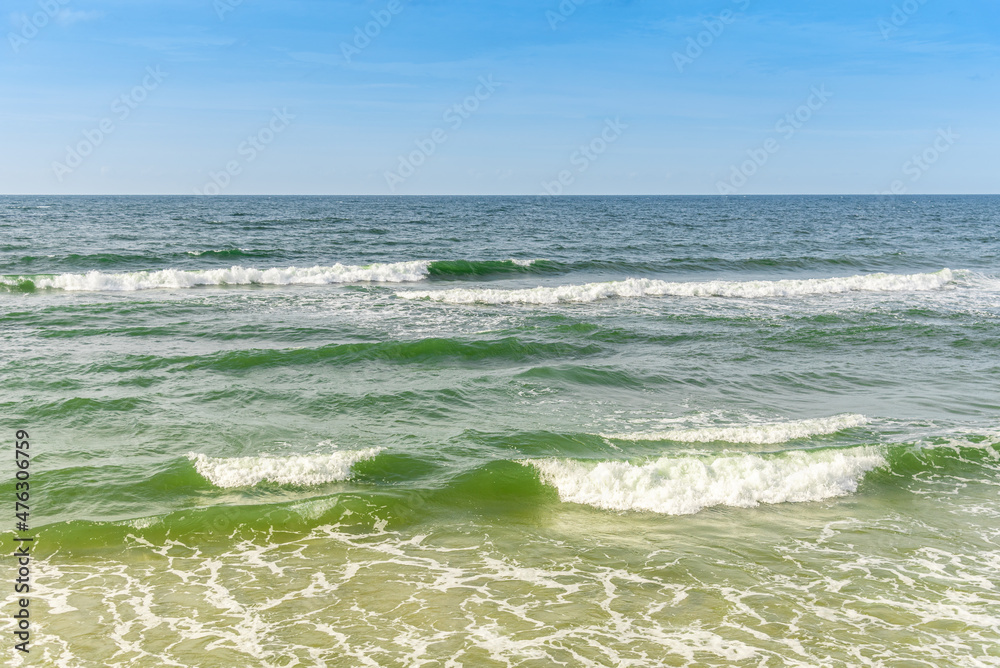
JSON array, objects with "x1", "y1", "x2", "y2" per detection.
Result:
[
  {"x1": 396, "y1": 269, "x2": 958, "y2": 304},
  {"x1": 0, "y1": 261, "x2": 433, "y2": 291},
  {"x1": 0, "y1": 259, "x2": 559, "y2": 292},
  {"x1": 527, "y1": 446, "x2": 887, "y2": 515},
  {"x1": 188, "y1": 449, "x2": 384, "y2": 488}
]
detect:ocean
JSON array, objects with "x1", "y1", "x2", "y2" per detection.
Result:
[{"x1": 1, "y1": 195, "x2": 998, "y2": 667}]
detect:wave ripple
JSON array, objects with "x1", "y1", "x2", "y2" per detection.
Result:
[{"x1": 601, "y1": 414, "x2": 868, "y2": 444}]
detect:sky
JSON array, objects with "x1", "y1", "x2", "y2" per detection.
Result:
[{"x1": 1, "y1": 0, "x2": 997, "y2": 195}]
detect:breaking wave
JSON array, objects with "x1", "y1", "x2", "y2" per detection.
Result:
[
  {"x1": 528, "y1": 446, "x2": 886, "y2": 515},
  {"x1": 188, "y1": 449, "x2": 383, "y2": 488},
  {"x1": 3, "y1": 262, "x2": 431, "y2": 291},
  {"x1": 397, "y1": 269, "x2": 957, "y2": 304},
  {"x1": 0, "y1": 259, "x2": 552, "y2": 292}
]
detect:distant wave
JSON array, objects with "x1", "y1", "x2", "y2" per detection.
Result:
[
  {"x1": 0, "y1": 259, "x2": 548, "y2": 292},
  {"x1": 188, "y1": 449, "x2": 382, "y2": 488},
  {"x1": 427, "y1": 259, "x2": 550, "y2": 277},
  {"x1": 1, "y1": 262, "x2": 431, "y2": 291},
  {"x1": 184, "y1": 248, "x2": 283, "y2": 259},
  {"x1": 6, "y1": 249, "x2": 288, "y2": 270},
  {"x1": 601, "y1": 414, "x2": 868, "y2": 445},
  {"x1": 528, "y1": 446, "x2": 886, "y2": 515},
  {"x1": 2, "y1": 254, "x2": 938, "y2": 277},
  {"x1": 397, "y1": 269, "x2": 957, "y2": 304}
]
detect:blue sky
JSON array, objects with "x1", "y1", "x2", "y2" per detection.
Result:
[{"x1": 1, "y1": 0, "x2": 997, "y2": 194}]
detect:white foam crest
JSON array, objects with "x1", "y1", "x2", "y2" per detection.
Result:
[
  {"x1": 188, "y1": 449, "x2": 383, "y2": 488},
  {"x1": 397, "y1": 269, "x2": 956, "y2": 304},
  {"x1": 16, "y1": 261, "x2": 432, "y2": 291},
  {"x1": 529, "y1": 447, "x2": 886, "y2": 515},
  {"x1": 602, "y1": 414, "x2": 868, "y2": 444}
]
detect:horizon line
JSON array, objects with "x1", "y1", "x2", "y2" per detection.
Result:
[{"x1": 2, "y1": 193, "x2": 997, "y2": 198}]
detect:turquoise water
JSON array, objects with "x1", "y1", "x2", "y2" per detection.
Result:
[{"x1": 2, "y1": 196, "x2": 999, "y2": 666}]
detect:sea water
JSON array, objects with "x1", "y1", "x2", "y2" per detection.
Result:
[{"x1": 1, "y1": 195, "x2": 998, "y2": 666}]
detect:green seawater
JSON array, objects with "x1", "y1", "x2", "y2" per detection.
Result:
[{"x1": 1, "y1": 196, "x2": 999, "y2": 666}]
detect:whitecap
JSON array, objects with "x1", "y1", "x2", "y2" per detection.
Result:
[
  {"x1": 397, "y1": 269, "x2": 956, "y2": 304},
  {"x1": 528, "y1": 446, "x2": 886, "y2": 515},
  {"x1": 188, "y1": 449, "x2": 383, "y2": 488},
  {"x1": 13, "y1": 261, "x2": 432, "y2": 291}
]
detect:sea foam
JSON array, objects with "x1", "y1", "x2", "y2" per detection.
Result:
[
  {"x1": 11, "y1": 262, "x2": 433, "y2": 291},
  {"x1": 188, "y1": 449, "x2": 383, "y2": 488},
  {"x1": 528, "y1": 446, "x2": 886, "y2": 515},
  {"x1": 601, "y1": 414, "x2": 868, "y2": 444},
  {"x1": 396, "y1": 269, "x2": 956, "y2": 304},
  {"x1": 0, "y1": 259, "x2": 552, "y2": 292}
]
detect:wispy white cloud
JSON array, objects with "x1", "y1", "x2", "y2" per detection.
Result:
[
  {"x1": 8, "y1": 8, "x2": 102, "y2": 29},
  {"x1": 55, "y1": 9, "x2": 102, "y2": 26}
]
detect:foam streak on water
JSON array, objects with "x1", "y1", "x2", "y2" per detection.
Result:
[
  {"x1": 601, "y1": 414, "x2": 869, "y2": 444},
  {"x1": 397, "y1": 269, "x2": 956, "y2": 304},
  {"x1": 15, "y1": 508, "x2": 1000, "y2": 668},
  {"x1": 0, "y1": 258, "x2": 551, "y2": 291},
  {"x1": 4, "y1": 261, "x2": 433, "y2": 291}
]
